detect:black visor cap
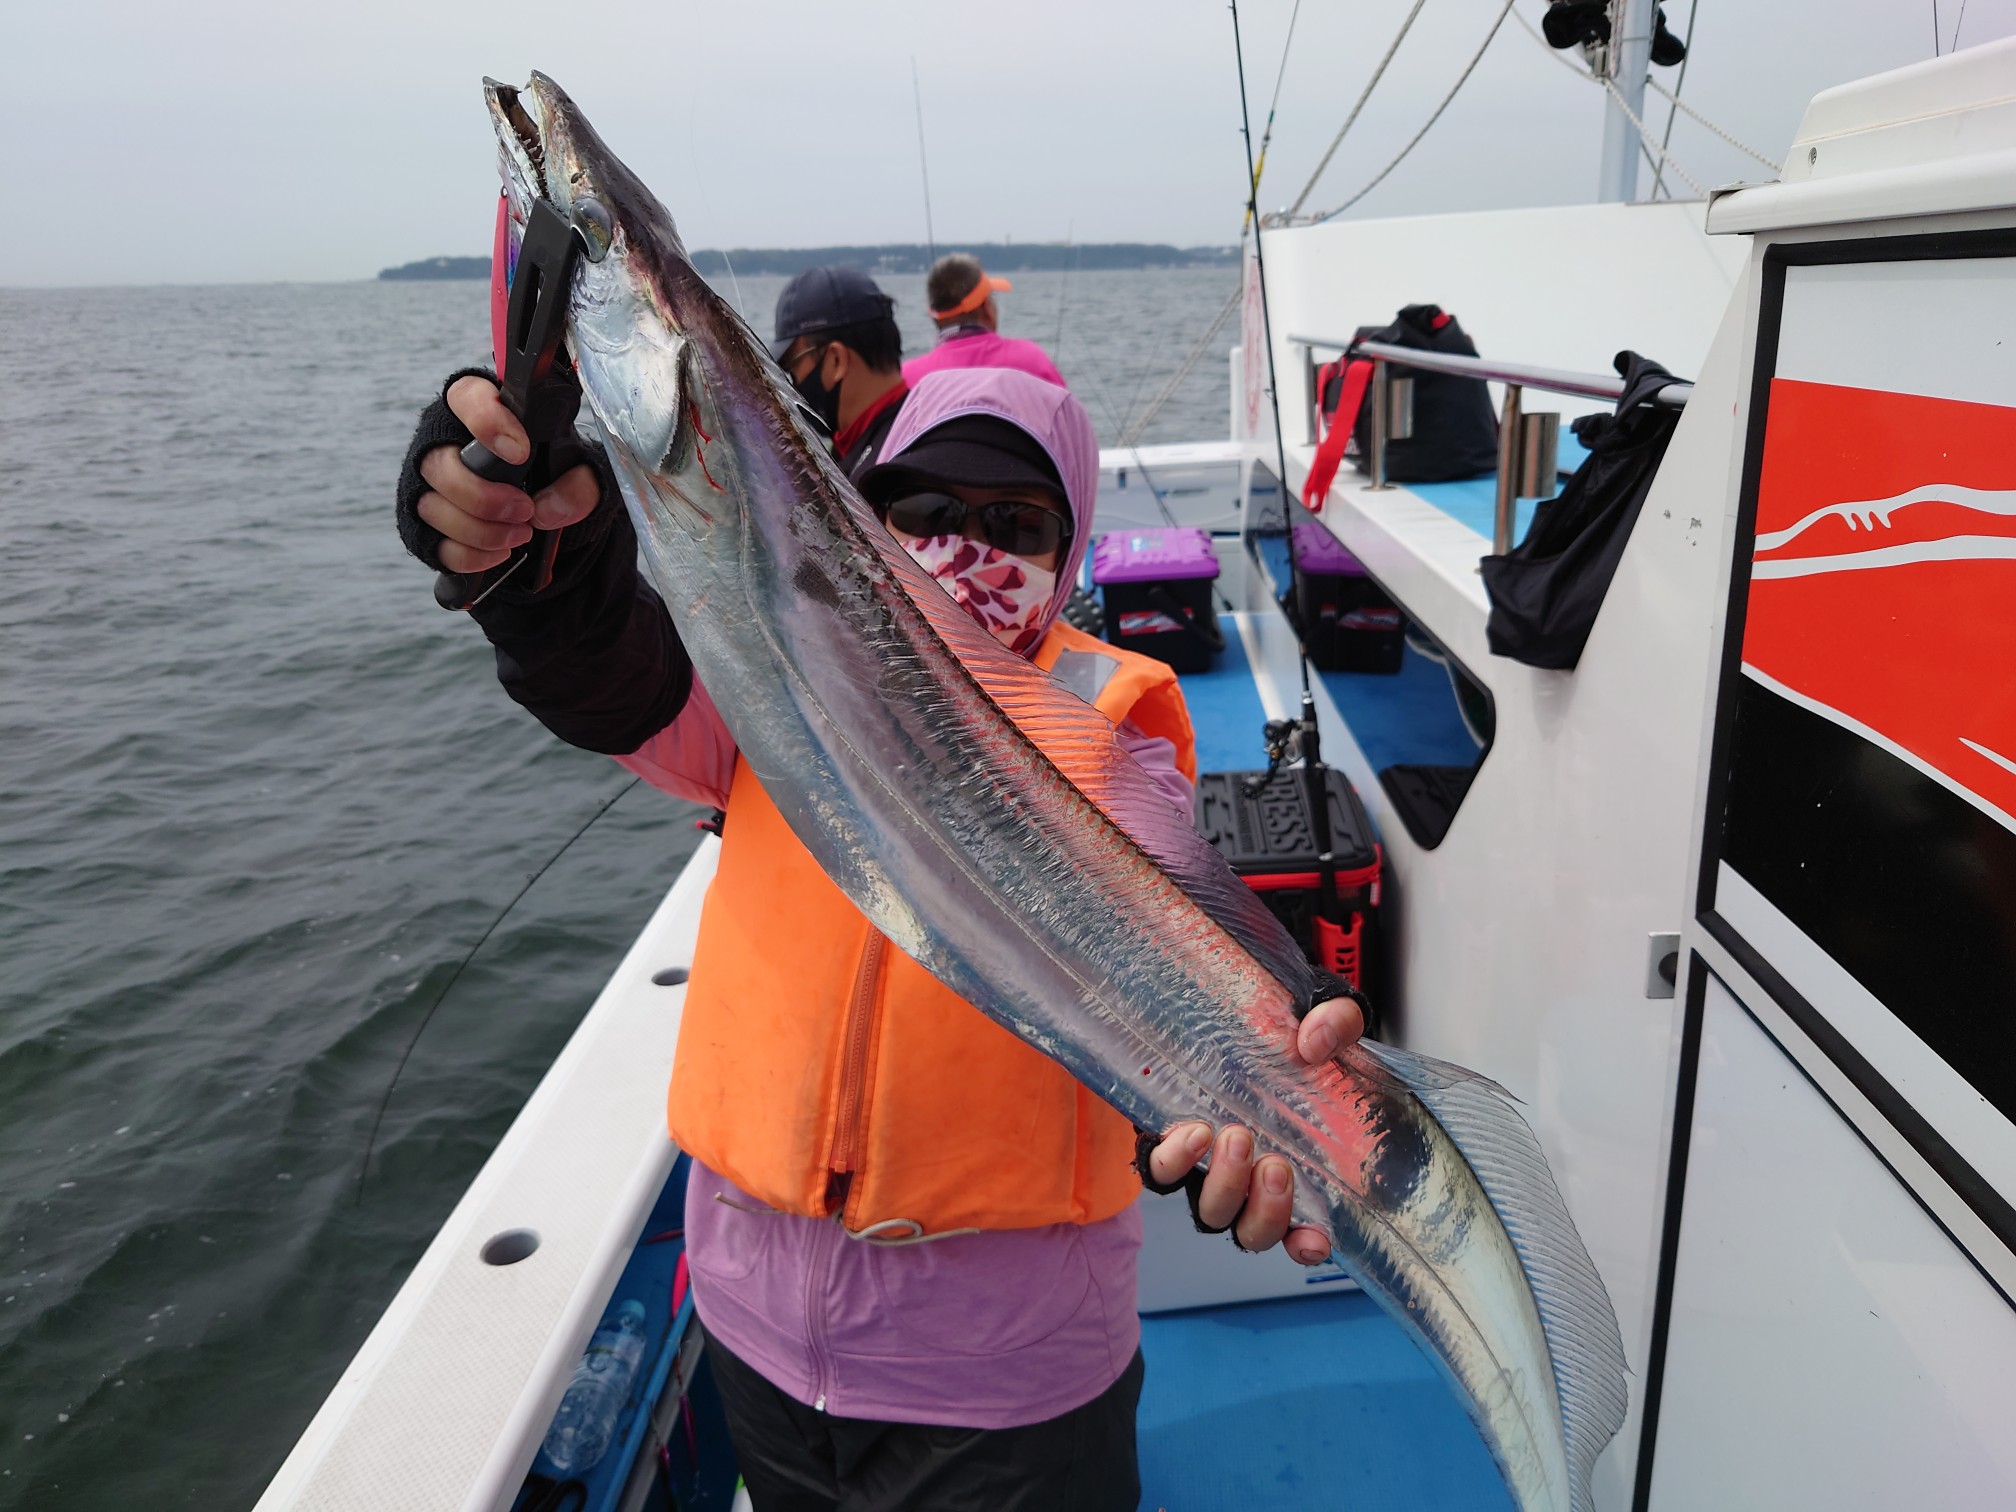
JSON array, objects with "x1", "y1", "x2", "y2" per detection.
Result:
[{"x1": 857, "y1": 415, "x2": 1067, "y2": 507}]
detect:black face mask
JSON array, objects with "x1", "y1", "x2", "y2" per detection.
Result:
[{"x1": 790, "y1": 344, "x2": 841, "y2": 433}]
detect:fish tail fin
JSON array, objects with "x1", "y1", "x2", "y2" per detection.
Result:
[{"x1": 1347, "y1": 1039, "x2": 1629, "y2": 1512}]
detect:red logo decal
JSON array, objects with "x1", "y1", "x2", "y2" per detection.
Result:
[{"x1": 1745, "y1": 379, "x2": 2016, "y2": 826}]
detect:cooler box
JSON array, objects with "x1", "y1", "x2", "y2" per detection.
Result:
[
  {"x1": 1092, "y1": 527, "x2": 1222, "y2": 673},
  {"x1": 1290, "y1": 524, "x2": 1404, "y2": 674},
  {"x1": 1193, "y1": 767, "x2": 1381, "y2": 1003}
]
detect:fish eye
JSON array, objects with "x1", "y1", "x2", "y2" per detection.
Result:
[{"x1": 571, "y1": 197, "x2": 613, "y2": 263}]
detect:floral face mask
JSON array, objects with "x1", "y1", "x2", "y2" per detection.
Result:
[{"x1": 900, "y1": 534, "x2": 1058, "y2": 656}]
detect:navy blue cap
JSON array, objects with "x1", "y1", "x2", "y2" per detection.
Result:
[{"x1": 770, "y1": 267, "x2": 896, "y2": 360}]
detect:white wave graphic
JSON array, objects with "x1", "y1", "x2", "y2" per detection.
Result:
[
  {"x1": 1753, "y1": 483, "x2": 2016, "y2": 553},
  {"x1": 1751, "y1": 534, "x2": 2016, "y2": 579},
  {"x1": 1962, "y1": 738, "x2": 2016, "y2": 781}
]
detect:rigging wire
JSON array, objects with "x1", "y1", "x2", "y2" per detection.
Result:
[
  {"x1": 1648, "y1": 0, "x2": 1699, "y2": 199},
  {"x1": 1952, "y1": 0, "x2": 1970, "y2": 52},
  {"x1": 354, "y1": 776, "x2": 641, "y2": 1204},
  {"x1": 1230, "y1": 0, "x2": 1313, "y2": 697},
  {"x1": 1308, "y1": 0, "x2": 1518, "y2": 224},
  {"x1": 1507, "y1": 4, "x2": 1711, "y2": 196},
  {"x1": 1118, "y1": 284, "x2": 1242, "y2": 448},
  {"x1": 1645, "y1": 73, "x2": 1782, "y2": 172},
  {"x1": 1598, "y1": 73, "x2": 1705, "y2": 196},
  {"x1": 1284, "y1": 0, "x2": 1431, "y2": 220}
]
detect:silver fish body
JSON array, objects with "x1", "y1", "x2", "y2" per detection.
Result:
[{"x1": 481, "y1": 74, "x2": 1627, "y2": 1512}]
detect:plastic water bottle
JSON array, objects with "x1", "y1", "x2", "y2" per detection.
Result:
[{"x1": 542, "y1": 1299, "x2": 649, "y2": 1476}]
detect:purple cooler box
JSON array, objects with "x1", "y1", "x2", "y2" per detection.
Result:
[
  {"x1": 1292, "y1": 524, "x2": 1404, "y2": 673},
  {"x1": 1091, "y1": 527, "x2": 1221, "y2": 673}
]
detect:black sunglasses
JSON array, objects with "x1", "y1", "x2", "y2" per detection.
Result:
[{"x1": 878, "y1": 491, "x2": 1074, "y2": 557}]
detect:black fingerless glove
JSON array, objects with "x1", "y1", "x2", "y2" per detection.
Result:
[
  {"x1": 1134, "y1": 1128, "x2": 1241, "y2": 1237},
  {"x1": 1300, "y1": 973, "x2": 1373, "y2": 1034},
  {"x1": 1132, "y1": 974, "x2": 1375, "y2": 1249},
  {"x1": 393, "y1": 367, "x2": 625, "y2": 596},
  {"x1": 395, "y1": 367, "x2": 493, "y2": 572}
]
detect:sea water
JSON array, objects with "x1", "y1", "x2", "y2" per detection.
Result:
[{"x1": 0, "y1": 268, "x2": 1236, "y2": 1510}]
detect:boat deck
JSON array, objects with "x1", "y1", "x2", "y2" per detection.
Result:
[
  {"x1": 1139, "y1": 1294, "x2": 1508, "y2": 1510},
  {"x1": 1133, "y1": 604, "x2": 1509, "y2": 1509},
  {"x1": 263, "y1": 567, "x2": 1521, "y2": 1512}
]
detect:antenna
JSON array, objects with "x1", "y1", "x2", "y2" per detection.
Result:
[{"x1": 911, "y1": 57, "x2": 937, "y2": 266}]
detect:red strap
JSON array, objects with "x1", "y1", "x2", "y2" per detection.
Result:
[{"x1": 1301, "y1": 358, "x2": 1374, "y2": 511}]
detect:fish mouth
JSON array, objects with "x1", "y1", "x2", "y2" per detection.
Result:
[{"x1": 483, "y1": 75, "x2": 559, "y2": 206}]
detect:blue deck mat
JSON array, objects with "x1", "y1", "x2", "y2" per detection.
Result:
[
  {"x1": 1314, "y1": 647, "x2": 1481, "y2": 774},
  {"x1": 1178, "y1": 616, "x2": 1274, "y2": 774},
  {"x1": 1237, "y1": 548, "x2": 1485, "y2": 774},
  {"x1": 1405, "y1": 431, "x2": 1590, "y2": 541},
  {"x1": 1138, "y1": 1293, "x2": 1512, "y2": 1510},
  {"x1": 1405, "y1": 478, "x2": 1538, "y2": 542}
]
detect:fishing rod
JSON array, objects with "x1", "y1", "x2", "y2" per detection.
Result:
[
  {"x1": 354, "y1": 776, "x2": 640, "y2": 1205},
  {"x1": 1230, "y1": 0, "x2": 1342, "y2": 927},
  {"x1": 911, "y1": 57, "x2": 936, "y2": 266},
  {"x1": 1241, "y1": 0, "x2": 1303, "y2": 235}
]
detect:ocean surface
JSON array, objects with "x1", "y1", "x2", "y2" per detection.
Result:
[{"x1": 0, "y1": 267, "x2": 1237, "y2": 1510}]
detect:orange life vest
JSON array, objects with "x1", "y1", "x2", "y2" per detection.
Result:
[{"x1": 669, "y1": 621, "x2": 1197, "y2": 1236}]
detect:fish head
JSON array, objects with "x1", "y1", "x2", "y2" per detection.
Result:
[{"x1": 479, "y1": 73, "x2": 840, "y2": 566}]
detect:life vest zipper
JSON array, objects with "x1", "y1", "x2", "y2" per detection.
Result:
[{"x1": 825, "y1": 930, "x2": 885, "y2": 1212}]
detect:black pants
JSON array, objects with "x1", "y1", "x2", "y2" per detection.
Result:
[{"x1": 700, "y1": 1323, "x2": 1144, "y2": 1512}]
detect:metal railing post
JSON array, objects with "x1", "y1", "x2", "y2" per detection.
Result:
[
  {"x1": 1493, "y1": 383, "x2": 1523, "y2": 554},
  {"x1": 1303, "y1": 343, "x2": 1320, "y2": 445},
  {"x1": 1368, "y1": 359, "x2": 1391, "y2": 490}
]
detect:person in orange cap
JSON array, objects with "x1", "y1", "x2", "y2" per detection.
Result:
[{"x1": 902, "y1": 252, "x2": 1067, "y2": 389}]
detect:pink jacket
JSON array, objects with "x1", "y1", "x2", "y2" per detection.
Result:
[{"x1": 902, "y1": 324, "x2": 1067, "y2": 390}]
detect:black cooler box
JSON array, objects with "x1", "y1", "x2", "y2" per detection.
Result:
[
  {"x1": 1194, "y1": 767, "x2": 1381, "y2": 1003},
  {"x1": 1091, "y1": 527, "x2": 1222, "y2": 673},
  {"x1": 1290, "y1": 523, "x2": 1404, "y2": 673}
]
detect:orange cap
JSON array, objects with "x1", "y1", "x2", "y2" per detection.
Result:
[{"x1": 932, "y1": 271, "x2": 1012, "y2": 320}]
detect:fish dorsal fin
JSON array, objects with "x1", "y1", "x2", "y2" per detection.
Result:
[
  {"x1": 849, "y1": 500, "x2": 1320, "y2": 999},
  {"x1": 1348, "y1": 1038, "x2": 1629, "y2": 1512}
]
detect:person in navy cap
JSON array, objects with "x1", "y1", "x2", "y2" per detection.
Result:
[{"x1": 770, "y1": 266, "x2": 911, "y2": 481}]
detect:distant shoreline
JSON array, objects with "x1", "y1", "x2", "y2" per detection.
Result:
[
  {"x1": 379, "y1": 256, "x2": 491, "y2": 281},
  {"x1": 378, "y1": 242, "x2": 1238, "y2": 282}
]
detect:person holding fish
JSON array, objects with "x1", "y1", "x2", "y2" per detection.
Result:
[{"x1": 397, "y1": 354, "x2": 1364, "y2": 1508}]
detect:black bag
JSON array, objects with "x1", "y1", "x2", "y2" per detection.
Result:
[
  {"x1": 1318, "y1": 304, "x2": 1499, "y2": 484},
  {"x1": 1479, "y1": 351, "x2": 1682, "y2": 670}
]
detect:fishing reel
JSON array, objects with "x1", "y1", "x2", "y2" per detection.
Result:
[{"x1": 1242, "y1": 715, "x2": 1307, "y2": 797}]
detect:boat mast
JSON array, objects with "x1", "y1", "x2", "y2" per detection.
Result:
[{"x1": 1596, "y1": 0, "x2": 1655, "y2": 201}]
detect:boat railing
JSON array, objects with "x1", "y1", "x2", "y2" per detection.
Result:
[{"x1": 1285, "y1": 334, "x2": 1694, "y2": 552}]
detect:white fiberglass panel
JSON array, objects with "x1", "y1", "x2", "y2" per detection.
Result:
[
  {"x1": 1648, "y1": 976, "x2": 2016, "y2": 1510},
  {"x1": 1777, "y1": 258, "x2": 2016, "y2": 408},
  {"x1": 1716, "y1": 864, "x2": 2016, "y2": 1210}
]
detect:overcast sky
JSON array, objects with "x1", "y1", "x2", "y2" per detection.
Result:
[{"x1": 10, "y1": 0, "x2": 2009, "y2": 287}]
